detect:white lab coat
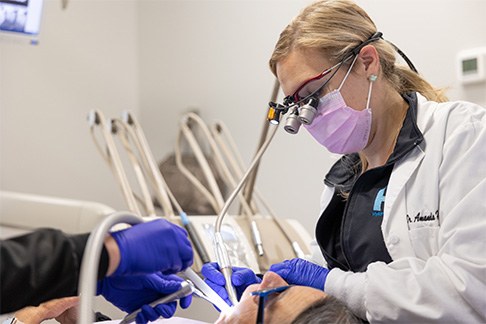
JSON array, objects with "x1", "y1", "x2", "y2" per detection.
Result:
[{"x1": 320, "y1": 93, "x2": 486, "y2": 323}]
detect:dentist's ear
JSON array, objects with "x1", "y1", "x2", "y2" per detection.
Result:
[{"x1": 358, "y1": 44, "x2": 380, "y2": 77}]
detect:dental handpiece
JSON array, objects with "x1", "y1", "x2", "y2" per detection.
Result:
[
  {"x1": 118, "y1": 281, "x2": 193, "y2": 324},
  {"x1": 214, "y1": 232, "x2": 239, "y2": 306},
  {"x1": 251, "y1": 220, "x2": 264, "y2": 256}
]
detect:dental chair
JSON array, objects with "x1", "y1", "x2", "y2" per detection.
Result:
[{"x1": 0, "y1": 190, "x2": 115, "y2": 238}]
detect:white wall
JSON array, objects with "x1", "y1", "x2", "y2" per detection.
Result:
[
  {"x1": 358, "y1": 0, "x2": 486, "y2": 106},
  {"x1": 0, "y1": 0, "x2": 139, "y2": 210}
]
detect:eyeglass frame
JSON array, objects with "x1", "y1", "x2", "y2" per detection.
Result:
[
  {"x1": 286, "y1": 60, "x2": 344, "y2": 104},
  {"x1": 275, "y1": 32, "x2": 384, "y2": 111},
  {"x1": 251, "y1": 285, "x2": 293, "y2": 324}
]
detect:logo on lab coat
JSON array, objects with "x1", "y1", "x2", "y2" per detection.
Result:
[{"x1": 372, "y1": 187, "x2": 386, "y2": 217}]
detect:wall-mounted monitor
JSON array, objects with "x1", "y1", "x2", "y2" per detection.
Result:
[{"x1": 0, "y1": 0, "x2": 44, "y2": 44}]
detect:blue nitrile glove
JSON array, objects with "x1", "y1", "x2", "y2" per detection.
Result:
[
  {"x1": 269, "y1": 258, "x2": 329, "y2": 290},
  {"x1": 201, "y1": 262, "x2": 262, "y2": 306},
  {"x1": 111, "y1": 219, "x2": 193, "y2": 276},
  {"x1": 97, "y1": 273, "x2": 192, "y2": 324}
]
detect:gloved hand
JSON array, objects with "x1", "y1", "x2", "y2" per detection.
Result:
[
  {"x1": 111, "y1": 219, "x2": 193, "y2": 276},
  {"x1": 97, "y1": 273, "x2": 192, "y2": 324},
  {"x1": 269, "y1": 258, "x2": 329, "y2": 290},
  {"x1": 201, "y1": 262, "x2": 261, "y2": 306}
]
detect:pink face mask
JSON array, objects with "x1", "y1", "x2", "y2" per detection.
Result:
[{"x1": 303, "y1": 57, "x2": 374, "y2": 154}]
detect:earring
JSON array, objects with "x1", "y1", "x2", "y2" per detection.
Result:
[{"x1": 369, "y1": 74, "x2": 378, "y2": 82}]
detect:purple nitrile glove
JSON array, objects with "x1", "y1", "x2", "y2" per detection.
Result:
[
  {"x1": 201, "y1": 262, "x2": 262, "y2": 306},
  {"x1": 111, "y1": 219, "x2": 193, "y2": 276},
  {"x1": 97, "y1": 273, "x2": 192, "y2": 324},
  {"x1": 269, "y1": 258, "x2": 329, "y2": 290}
]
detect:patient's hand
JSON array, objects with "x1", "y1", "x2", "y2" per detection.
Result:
[{"x1": 14, "y1": 296, "x2": 79, "y2": 324}]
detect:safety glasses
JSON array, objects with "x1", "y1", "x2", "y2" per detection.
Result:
[
  {"x1": 251, "y1": 285, "x2": 292, "y2": 324},
  {"x1": 285, "y1": 60, "x2": 343, "y2": 105}
]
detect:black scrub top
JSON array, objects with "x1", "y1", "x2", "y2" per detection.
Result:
[
  {"x1": 0, "y1": 228, "x2": 109, "y2": 313},
  {"x1": 316, "y1": 92, "x2": 424, "y2": 272}
]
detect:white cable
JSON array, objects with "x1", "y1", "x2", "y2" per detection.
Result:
[
  {"x1": 111, "y1": 118, "x2": 156, "y2": 216},
  {"x1": 89, "y1": 127, "x2": 111, "y2": 165},
  {"x1": 212, "y1": 122, "x2": 277, "y2": 216},
  {"x1": 210, "y1": 121, "x2": 259, "y2": 214},
  {"x1": 91, "y1": 126, "x2": 146, "y2": 208},
  {"x1": 122, "y1": 112, "x2": 175, "y2": 216},
  {"x1": 210, "y1": 122, "x2": 248, "y2": 181},
  {"x1": 179, "y1": 113, "x2": 225, "y2": 209},
  {"x1": 183, "y1": 113, "x2": 255, "y2": 217},
  {"x1": 175, "y1": 127, "x2": 221, "y2": 214},
  {"x1": 87, "y1": 110, "x2": 141, "y2": 215}
]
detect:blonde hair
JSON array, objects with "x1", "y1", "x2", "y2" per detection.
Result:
[{"x1": 269, "y1": 0, "x2": 447, "y2": 102}]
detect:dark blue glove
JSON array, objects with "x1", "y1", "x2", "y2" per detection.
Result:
[
  {"x1": 111, "y1": 219, "x2": 193, "y2": 276},
  {"x1": 201, "y1": 262, "x2": 261, "y2": 306},
  {"x1": 269, "y1": 258, "x2": 329, "y2": 290},
  {"x1": 97, "y1": 273, "x2": 192, "y2": 324}
]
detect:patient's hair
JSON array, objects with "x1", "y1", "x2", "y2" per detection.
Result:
[{"x1": 291, "y1": 295, "x2": 364, "y2": 324}]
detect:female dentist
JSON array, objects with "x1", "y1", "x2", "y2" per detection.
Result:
[{"x1": 203, "y1": 0, "x2": 486, "y2": 322}]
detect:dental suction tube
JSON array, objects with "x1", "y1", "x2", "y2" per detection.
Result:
[
  {"x1": 78, "y1": 211, "x2": 143, "y2": 324},
  {"x1": 213, "y1": 123, "x2": 279, "y2": 305}
]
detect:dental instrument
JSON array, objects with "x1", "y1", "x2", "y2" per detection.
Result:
[
  {"x1": 187, "y1": 280, "x2": 219, "y2": 305},
  {"x1": 182, "y1": 268, "x2": 232, "y2": 313},
  {"x1": 119, "y1": 281, "x2": 193, "y2": 324},
  {"x1": 119, "y1": 273, "x2": 231, "y2": 324},
  {"x1": 180, "y1": 211, "x2": 211, "y2": 264}
]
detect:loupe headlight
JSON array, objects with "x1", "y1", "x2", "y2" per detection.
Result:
[
  {"x1": 298, "y1": 96, "x2": 319, "y2": 125},
  {"x1": 267, "y1": 102, "x2": 284, "y2": 125}
]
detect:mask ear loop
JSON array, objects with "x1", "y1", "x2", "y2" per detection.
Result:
[
  {"x1": 366, "y1": 74, "x2": 378, "y2": 109},
  {"x1": 337, "y1": 54, "x2": 359, "y2": 91}
]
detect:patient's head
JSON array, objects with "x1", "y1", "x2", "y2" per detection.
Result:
[{"x1": 215, "y1": 271, "x2": 361, "y2": 324}]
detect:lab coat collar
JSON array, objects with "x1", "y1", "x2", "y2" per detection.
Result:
[{"x1": 388, "y1": 92, "x2": 424, "y2": 163}]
